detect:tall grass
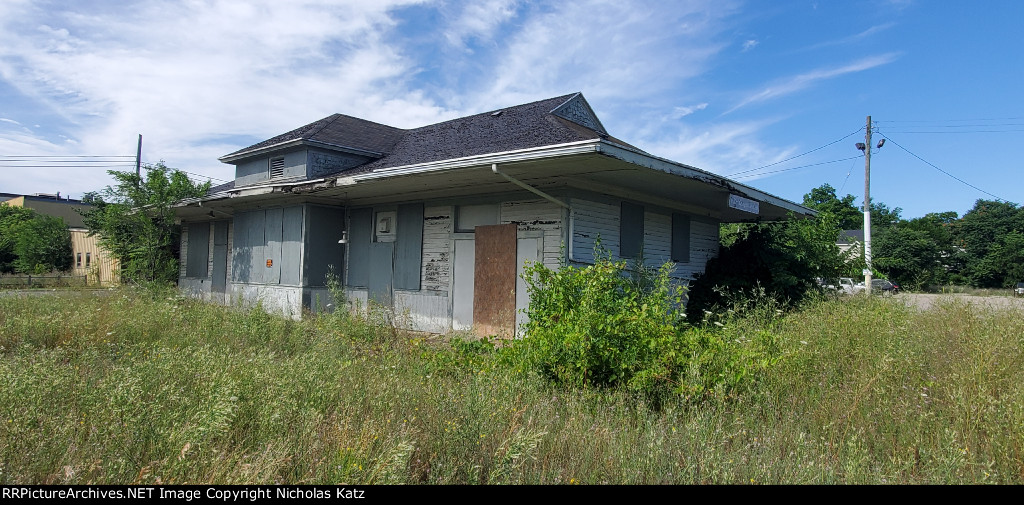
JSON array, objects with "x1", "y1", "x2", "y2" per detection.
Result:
[{"x1": 1, "y1": 289, "x2": 1022, "y2": 484}]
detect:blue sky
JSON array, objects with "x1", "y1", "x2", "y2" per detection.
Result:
[{"x1": 1, "y1": 0, "x2": 1021, "y2": 219}]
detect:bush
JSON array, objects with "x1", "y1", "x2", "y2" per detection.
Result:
[{"x1": 512, "y1": 249, "x2": 777, "y2": 402}]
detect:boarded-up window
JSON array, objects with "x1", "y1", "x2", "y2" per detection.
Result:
[
  {"x1": 671, "y1": 213, "x2": 691, "y2": 263},
  {"x1": 455, "y1": 204, "x2": 498, "y2": 232},
  {"x1": 186, "y1": 223, "x2": 210, "y2": 278},
  {"x1": 394, "y1": 203, "x2": 423, "y2": 290},
  {"x1": 619, "y1": 202, "x2": 644, "y2": 259},
  {"x1": 347, "y1": 208, "x2": 373, "y2": 287},
  {"x1": 230, "y1": 207, "x2": 302, "y2": 285}
]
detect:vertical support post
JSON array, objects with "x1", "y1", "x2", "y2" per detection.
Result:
[{"x1": 863, "y1": 116, "x2": 873, "y2": 294}]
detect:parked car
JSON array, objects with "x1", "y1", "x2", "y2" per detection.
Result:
[
  {"x1": 1015, "y1": 282, "x2": 1024, "y2": 297},
  {"x1": 871, "y1": 279, "x2": 900, "y2": 294},
  {"x1": 838, "y1": 277, "x2": 864, "y2": 295}
]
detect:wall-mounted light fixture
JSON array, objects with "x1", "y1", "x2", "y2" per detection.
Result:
[{"x1": 337, "y1": 231, "x2": 348, "y2": 244}]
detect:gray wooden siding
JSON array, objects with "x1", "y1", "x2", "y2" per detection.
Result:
[
  {"x1": 500, "y1": 199, "x2": 563, "y2": 269},
  {"x1": 569, "y1": 197, "x2": 720, "y2": 280},
  {"x1": 234, "y1": 150, "x2": 307, "y2": 187},
  {"x1": 675, "y1": 218, "x2": 719, "y2": 279},
  {"x1": 421, "y1": 205, "x2": 452, "y2": 293},
  {"x1": 570, "y1": 199, "x2": 620, "y2": 262},
  {"x1": 307, "y1": 150, "x2": 372, "y2": 178}
]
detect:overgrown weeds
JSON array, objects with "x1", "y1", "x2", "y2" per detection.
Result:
[{"x1": 1, "y1": 287, "x2": 1023, "y2": 484}]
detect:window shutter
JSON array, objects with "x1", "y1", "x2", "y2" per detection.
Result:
[
  {"x1": 619, "y1": 202, "x2": 644, "y2": 259},
  {"x1": 671, "y1": 213, "x2": 691, "y2": 263}
]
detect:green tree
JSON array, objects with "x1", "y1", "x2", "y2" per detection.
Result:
[
  {"x1": 953, "y1": 199, "x2": 1024, "y2": 287},
  {"x1": 873, "y1": 226, "x2": 943, "y2": 290},
  {"x1": 686, "y1": 212, "x2": 842, "y2": 323},
  {"x1": 869, "y1": 201, "x2": 903, "y2": 231},
  {"x1": 0, "y1": 204, "x2": 73, "y2": 274},
  {"x1": 82, "y1": 163, "x2": 210, "y2": 284},
  {"x1": 802, "y1": 183, "x2": 861, "y2": 230}
]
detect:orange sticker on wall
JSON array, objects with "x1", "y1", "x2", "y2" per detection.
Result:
[{"x1": 266, "y1": 259, "x2": 273, "y2": 267}]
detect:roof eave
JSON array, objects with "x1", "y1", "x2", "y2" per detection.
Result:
[
  {"x1": 218, "y1": 138, "x2": 386, "y2": 164},
  {"x1": 594, "y1": 140, "x2": 817, "y2": 218}
]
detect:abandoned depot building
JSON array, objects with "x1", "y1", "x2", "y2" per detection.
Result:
[{"x1": 173, "y1": 93, "x2": 813, "y2": 336}]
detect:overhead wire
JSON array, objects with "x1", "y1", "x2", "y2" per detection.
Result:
[
  {"x1": 874, "y1": 131, "x2": 1007, "y2": 202},
  {"x1": 732, "y1": 155, "x2": 862, "y2": 180},
  {"x1": 727, "y1": 127, "x2": 864, "y2": 178}
]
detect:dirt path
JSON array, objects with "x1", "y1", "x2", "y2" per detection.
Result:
[{"x1": 900, "y1": 293, "x2": 1024, "y2": 311}]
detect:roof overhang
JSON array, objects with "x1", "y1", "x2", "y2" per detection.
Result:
[
  {"x1": 218, "y1": 138, "x2": 385, "y2": 164},
  {"x1": 176, "y1": 138, "x2": 815, "y2": 222}
]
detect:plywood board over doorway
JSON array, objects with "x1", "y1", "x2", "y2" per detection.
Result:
[{"x1": 473, "y1": 223, "x2": 517, "y2": 338}]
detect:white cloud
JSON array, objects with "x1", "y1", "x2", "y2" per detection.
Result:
[
  {"x1": 799, "y1": 22, "x2": 896, "y2": 52},
  {"x1": 0, "y1": 0, "x2": 440, "y2": 196},
  {"x1": 725, "y1": 53, "x2": 899, "y2": 113},
  {"x1": 465, "y1": 0, "x2": 739, "y2": 113},
  {"x1": 444, "y1": 0, "x2": 520, "y2": 49},
  {"x1": 741, "y1": 39, "x2": 759, "y2": 51},
  {"x1": 636, "y1": 118, "x2": 798, "y2": 177},
  {"x1": 669, "y1": 103, "x2": 708, "y2": 119},
  {"x1": 0, "y1": 118, "x2": 21, "y2": 125}
]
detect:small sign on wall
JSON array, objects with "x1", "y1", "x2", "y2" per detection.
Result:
[
  {"x1": 266, "y1": 259, "x2": 273, "y2": 267},
  {"x1": 728, "y1": 194, "x2": 759, "y2": 215}
]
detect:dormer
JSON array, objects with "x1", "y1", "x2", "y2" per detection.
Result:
[{"x1": 220, "y1": 114, "x2": 405, "y2": 187}]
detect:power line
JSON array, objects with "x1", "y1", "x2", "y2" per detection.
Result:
[
  {"x1": 875, "y1": 129, "x2": 1024, "y2": 134},
  {"x1": 728, "y1": 127, "x2": 864, "y2": 178},
  {"x1": 0, "y1": 155, "x2": 135, "y2": 158},
  {"x1": 876, "y1": 117, "x2": 1024, "y2": 123},
  {"x1": 836, "y1": 158, "x2": 857, "y2": 195},
  {"x1": 0, "y1": 159, "x2": 138, "y2": 163},
  {"x1": 0, "y1": 165, "x2": 136, "y2": 169},
  {"x1": 139, "y1": 162, "x2": 229, "y2": 183},
  {"x1": 732, "y1": 155, "x2": 862, "y2": 180},
  {"x1": 875, "y1": 131, "x2": 1007, "y2": 202}
]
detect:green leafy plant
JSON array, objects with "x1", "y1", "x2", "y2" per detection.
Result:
[{"x1": 510, "y1": 247, "x2": 775, "y2": 402}]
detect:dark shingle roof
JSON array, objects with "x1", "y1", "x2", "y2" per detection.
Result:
[
  {"x1": 220, "y1": 92, "x2": 636, "y2": 180},
  {"x1": 221, "y1": 114, "x2": 404, "y2": 160},
  {"x1": 837, "y1": 229, "x2": 865, "y2": 244},
  {"x1": 352, "y1": 94, "x2": 603, "y2": 173}
]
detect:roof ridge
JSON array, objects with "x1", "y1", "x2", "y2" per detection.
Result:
[
  {"x1": 407, "y1": 93, "x2": 580, "y2": 131},
  {"x1": 305, "y1": 113, "x2": 343, "y2": 139}
]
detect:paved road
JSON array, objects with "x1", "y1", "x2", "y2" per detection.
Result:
[{"x1": 900, "y1": 292, "x2": 1024, "y2": 311}]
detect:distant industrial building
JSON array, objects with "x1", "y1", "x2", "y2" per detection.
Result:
[{"x1": 1, "y1": 192, "x2": 119, "y2": 285}]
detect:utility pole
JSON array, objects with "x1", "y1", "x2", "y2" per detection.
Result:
[
  {"x1": 135, "y1": 134, "x2": 143, "y2": 179},
  {"x1": 862, "y1": 116, "x2": 873, "y2": 294}
]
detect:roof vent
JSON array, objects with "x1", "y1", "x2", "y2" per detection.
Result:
[
  {"x1": 269, "y1": 156, "x2": 285, "y2": 179},
  {"x1": 491, "y1": 110, "x2": 503, "y2": 117}
]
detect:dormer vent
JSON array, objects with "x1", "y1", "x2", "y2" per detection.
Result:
[{"x1": 269, "y1": 156, "x2": 285, "y2": 179}]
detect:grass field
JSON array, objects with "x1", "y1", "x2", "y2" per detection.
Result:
[{"x1": 1, "y1": 288, "x2": 1023, "y2": 484}]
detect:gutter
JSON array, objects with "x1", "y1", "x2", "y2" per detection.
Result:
[{"x1": 340, "y1": 139, "x2": 602, "y2": 183}]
